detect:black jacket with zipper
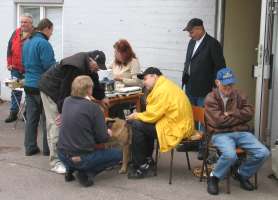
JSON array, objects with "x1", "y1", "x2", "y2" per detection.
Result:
[{"x1": 39, "y1": 52, "x2": 105, "y2": 113}]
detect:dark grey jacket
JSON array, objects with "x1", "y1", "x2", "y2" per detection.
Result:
[{"x1": 58, "y1": 96, "x2": 109, "y2": 156}]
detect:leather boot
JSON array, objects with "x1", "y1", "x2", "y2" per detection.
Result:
[
  {"x1": 235, "y1": 172, "x2": 254, "y2": 191},
  {"x1": 5, "y1": 111, "x2": 18, "y2": 123},
  {"x1": 207, "y1": 176, "x2": 219, "y2": 195}
]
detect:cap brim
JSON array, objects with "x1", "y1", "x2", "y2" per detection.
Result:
[
  {"x1": 137, "y1": 74, "x2": 144, "y2": 80},
  {"x1": 221, "y1": 78, "x2": 236, "y2": 85},
  {"x1": 183, "y1": 26, "x2": 191, "y2": 31}
]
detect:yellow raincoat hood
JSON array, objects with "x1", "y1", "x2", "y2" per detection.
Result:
[{"x1": 136, "y1": 76, "x2": 194, "y2": 152}]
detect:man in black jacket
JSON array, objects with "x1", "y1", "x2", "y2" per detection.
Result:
[
  {"x1": 39, "y1": 50, "x2": 109, "y2": 174},
  {"x1": 182, "y1": 18, "x2": 226, "y2": 107}
]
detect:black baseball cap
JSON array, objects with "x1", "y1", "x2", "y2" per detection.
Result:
[
  {"x1": 137, "y1": 67, "x2": 162, "y2": 80},
  {"x1": 87, "y1": 50, "x2": 106, "y2": 70},
  {"x1": 183, "y1": 18, "x2": 203, "y2": 31}
]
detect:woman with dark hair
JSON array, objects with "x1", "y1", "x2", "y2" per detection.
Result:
[
  {"x1": 22, "y1": 18, "x2": 55, "y2": 158},
  {"x1": 109, "y1": 39, "x2": 141, "y2": 87}
]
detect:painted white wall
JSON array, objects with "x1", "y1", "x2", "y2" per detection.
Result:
[
  {"x1": 0, "y1": 0, "x2": 16, "y2": 100},
  {"x1": 62, "y1": 0, "x2": 217, "y2": 83},
  {"x1": 0, "y1": 0, "x2": 217, "y2": 101}
]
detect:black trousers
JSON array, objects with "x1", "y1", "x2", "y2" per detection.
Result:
[{"x1": 129, "y1": 120, "x2": 157, "y2": 168}]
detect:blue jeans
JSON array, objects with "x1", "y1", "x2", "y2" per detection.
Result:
[
  {"x1": 186, "y1": 93, "x2": 205, "y2": 107},
  {"x1": 211, "y1": 132, "x2": 270, "y2": 180},
  {"x1": 58, "y1": 148, "x2": 122, "y2": 175},
  {"x1": 24, "y1": 93, "x2": 49, "y2": 154},
  {"x1": 10, "y1": 70, "x2": 24, "y2": 112}
]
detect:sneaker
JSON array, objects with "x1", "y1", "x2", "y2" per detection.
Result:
[
  {"x1": 128, "y1": 168, "x2": 145, "y2": 179},
  {"x1": 25, "y1": 148, "x2": 40, "y2": 156},
  {"x1": 128, "y1": 162, "x2": 155, "y2": 179},
  {"x1": 76, "y1": 171, "x2": 94, "y2": 187},
  {"x1": 207, "y1": 176, "x2": 219, "y2": 195},
  {"x1": 234, "y1": 172, "x2": 254, "y2": 191},
  {"x1": 146, "y1": 157, "x2": 155, "y2": 166},
  {"x1": 51, "y1": 163, "x2": 66, "y2": 174}
]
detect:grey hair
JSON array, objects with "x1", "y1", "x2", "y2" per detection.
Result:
[{"x1": 21, "y1": 13, "x2": 33, "y2": 23}]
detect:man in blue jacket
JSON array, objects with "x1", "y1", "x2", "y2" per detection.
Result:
[{"x1": 22, "y1": 18, "x2": 56, "y2": 158}]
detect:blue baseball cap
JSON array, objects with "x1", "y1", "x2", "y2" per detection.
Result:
[{"x1": 216, "y1": 67, "x2": 236, "y2": 85}]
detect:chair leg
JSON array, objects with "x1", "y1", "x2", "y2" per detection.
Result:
[
  {"x1": 154, "y1": 140, "x2": 159, "y2": 176},
  {"x1": 226, "y1": 171, "x2": 231, "y2": 194},
  {"x1": 185, "y1": 151, "x2": 191, "y2": 170},
  {"x1": 254, "y1": 173, "x2": 258, "y2": 189},
  {"x1": 200, "y1": 159, "x2": 205, "y2": 182},
  {"x1": 169, "y1": 149, "x2": 174, "y2": 184}
]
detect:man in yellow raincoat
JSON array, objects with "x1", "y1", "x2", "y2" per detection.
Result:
[{"x1": 126, "y1": 67, "x2": 194, "y2": 179}]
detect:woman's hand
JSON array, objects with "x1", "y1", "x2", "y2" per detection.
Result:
[{"x1": 55, "y1": 114, "x2": 62, "y2": 127}]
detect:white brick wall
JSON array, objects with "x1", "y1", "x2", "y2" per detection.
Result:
[{"x1": 0, "y1": 0, "x2": 217, "y2": 100}]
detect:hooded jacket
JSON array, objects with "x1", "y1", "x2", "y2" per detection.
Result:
[
  {"x1": 39, "y1": 52, "x2": 105, "y2": 113},
  {"x1": 204, "y1": 88, "x2": 253, "y2": 135},
  {"x1": 135, "y1": 76, "x2": 194, "y2": 152}
]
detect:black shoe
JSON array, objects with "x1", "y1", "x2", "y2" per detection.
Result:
[
  {"x1": 65, "y1": 170, "x2": 75, "y2": 182},
  {"x1": 234, "y1": 172, "x2": 254, "y2": 191},
  {"x1": 146, "y1": 157, "x2": 155, "y2": 167},
  {"x1": 25, "y1": 148, "x2": 40, "y2": 156},
  {"x1": 128, "y1": 168, "x2": 145, "y2": 179},
  {"x1": 207, "y1": 176, "x2": 219, "y2": 195},
  {"x1": 5, "y1": 111, "x2": 18, "y2": 123},
  {"x1": 76, "y1": 171, "x2": 94, "y2": 187},
  {"x1": 128, "y1": 162, "x2": 155, "y2": 179}
]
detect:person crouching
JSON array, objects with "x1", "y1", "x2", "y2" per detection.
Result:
[{"x1": 57, "y1": 75, "x2": 122, "y2": 187}]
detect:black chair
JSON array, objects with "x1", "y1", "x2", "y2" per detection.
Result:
[{"x1": 154, "y1": 106, "x2": 205, "y2": 184}]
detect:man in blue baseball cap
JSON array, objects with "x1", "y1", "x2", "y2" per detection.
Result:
[{"x1": 204, "y1": 67, "x2": 269, "y2": 195}]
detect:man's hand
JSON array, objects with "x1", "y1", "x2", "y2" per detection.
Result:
[
  {"x1": 55, "y1": 114, "x2": 62, "y2": 127},
  {"x1": 107, "y1": 128, "x2": 113, "y2": 137},
  {"x1": 88, "y1": 57, "x2": 99, "y2": 72},
  {"x1": 126, "y1": 112, "x2": 137, "y2": 120},
  {"x1": 100, "y1": 98, "x2": 110, "y2": 110},
  {"x1": 224, "y1": 112, "x2": 231, "y2": 116}
]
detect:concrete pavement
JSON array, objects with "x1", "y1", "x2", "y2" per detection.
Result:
[{"x1": 0, "y1": 101, "x2": 277, "y2": 200}]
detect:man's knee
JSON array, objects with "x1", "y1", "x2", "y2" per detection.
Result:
[
  {"x1": 128, "y1": 120, "x2": 144, "y2": 130},
  {"x1": 222, "y1": 151, "x2": 238, "y2": 163},
  {"x1": 255, "y1": 146, "x2": 270, "y2": 161}
]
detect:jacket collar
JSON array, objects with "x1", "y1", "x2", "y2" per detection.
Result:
[
  {"x1": 190, "y1": 33, "x2": 209, "y2": 60},
  {"x1": 33, "y1": 32, "x2": 49, "y2": 40}
]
